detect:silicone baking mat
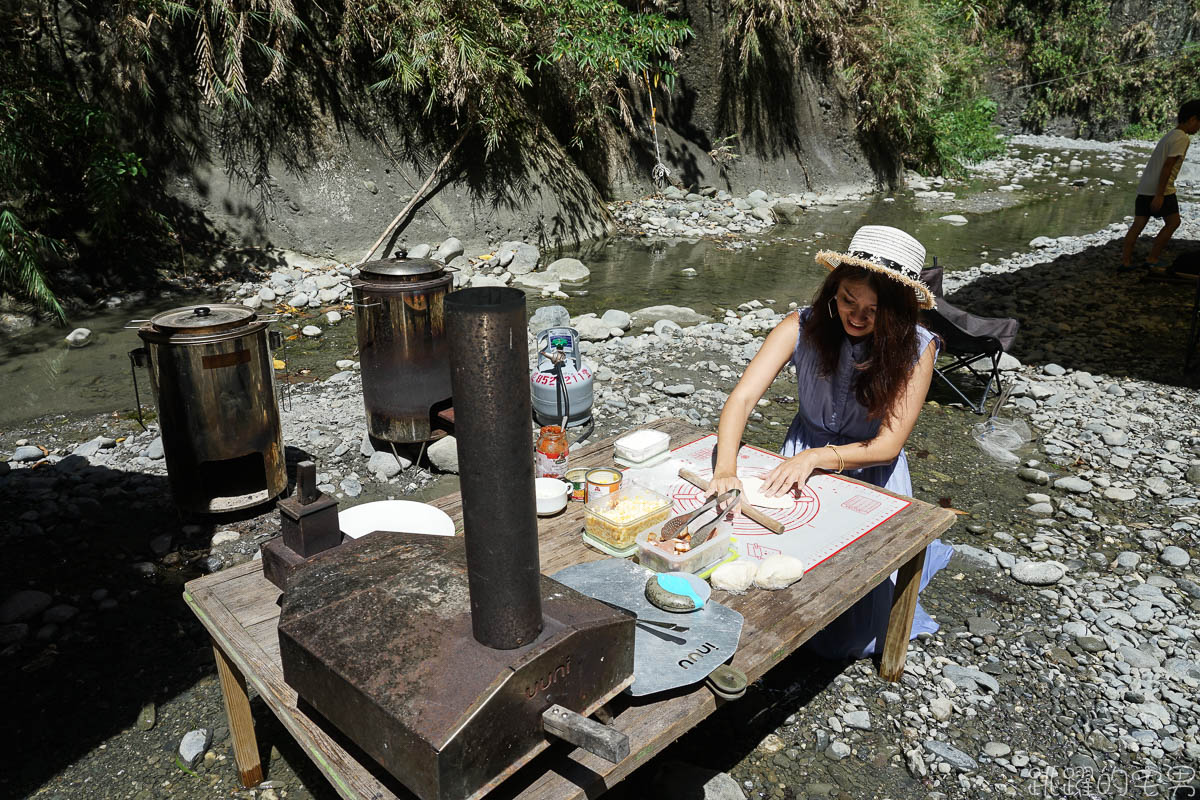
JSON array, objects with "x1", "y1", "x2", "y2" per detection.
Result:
[{"x1": 664, "y1": 434, "x2": 911, "y2": 570}]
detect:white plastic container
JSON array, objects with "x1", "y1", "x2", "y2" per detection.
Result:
[
  {"x1": 613, "y1": 429, "x2": 671, "y2": 465},
  {"x1": 636, "y1": 523, "x2": 732, "y2": 575}
]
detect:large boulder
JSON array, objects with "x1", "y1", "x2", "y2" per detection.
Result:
[
  {"x1": 772, "y1": 201, "x2": 803, "y2": 225},
  {"x1": 367, "y1": 450, "x2": 407, "y2": 479},
  {"x1": 12, "y1": 445, "x2": 45, "y2": 462},
  {"x1": 546, "y1": 258, "x2": 590, "y2": 283},
  {"x1": 312, "y1": 272, "x2": 339, "y2": 289},
  {"x1": 468, "y1": 274, "x2": 509, "y2": 288},
  {"x1": 433, "y1": 236, "x2": 464, "y2": 263},
  {"x1": 571, "y1": 315, "x2": 616, "y2": 342},
  {"x1": 0, "y1": 590, "x2": 53, "y2": 624},
  {"x1": 630, "y1": 305, "x2": 710, "y2": 329},
  {"x1": 600, "y1": 309, "x2": 632, "y2": 331},
  {"x1": 73, "y1": 436, "x2": 116, "y2": 458},
  {"x1": 64, "y1": 328, "x2": 93, "y2": 348},
  {"x1": 428, "y1": 436, "x2": 459, "y2": 473},
  {"x1": 1, "y1": 312, "x2": 35, "y2": 334},
  {"x1": 529, "y1": 304, "x2": 571, "y2": 332},
  {"x1": 514, "y1": 272, "x2": 561, "y2": 292},
  {"x1": 496, "y1": 241, "x2": 540, "y2": 275}
]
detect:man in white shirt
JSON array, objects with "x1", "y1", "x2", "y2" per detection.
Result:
[{"x1": 1120, "y1": 99, "x2": 1200, "y2": 271}]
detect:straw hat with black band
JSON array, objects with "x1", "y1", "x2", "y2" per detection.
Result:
[{"x1": 815, "y1": 225, "x2": 936, "y2": 310}]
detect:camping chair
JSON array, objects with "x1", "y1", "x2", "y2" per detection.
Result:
[{"x1": 919, "y1": 261, "x2": 1020, "y2": 414}]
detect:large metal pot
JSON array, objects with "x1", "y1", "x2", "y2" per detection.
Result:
[
  {"x1": 352, "y1": 255, "x2": 453, "y2": 443},
  {"x1": 134, "y1": 304, "x2": 286, "y2": 514}
]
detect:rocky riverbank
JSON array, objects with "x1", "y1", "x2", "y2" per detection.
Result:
[{"x1": 4, "y1": 195, "x2": 1200, "y2": 798}]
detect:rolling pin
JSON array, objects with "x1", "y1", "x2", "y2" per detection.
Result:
[{"x1": 678, "y1": 468, "x2": 785, "y2": 535}]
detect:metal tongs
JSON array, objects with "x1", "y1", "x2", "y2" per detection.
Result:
[{"x1": 661, "y1": 489, "x2": 741, "y2": 548}]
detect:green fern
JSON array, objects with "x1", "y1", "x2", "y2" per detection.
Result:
[{"x1": 0, "y1": 211, "x2": 65, "y2": 323}]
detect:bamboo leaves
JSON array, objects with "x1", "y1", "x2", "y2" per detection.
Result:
[
  {"x1": 0, "y1": 211, "x2": 66, "y2": 322},
  {"x1": 339, "y1": 0, "x2": 691, "y2": 151},
  {"x1": 179, "y1": 1, "x2": 302, "y2": 107}
]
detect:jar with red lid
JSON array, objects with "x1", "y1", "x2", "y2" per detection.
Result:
[{"x1": 535, "y1": 425, "x2": 569, "y2": 478}]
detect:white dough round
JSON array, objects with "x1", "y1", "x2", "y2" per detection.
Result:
[
  {"x1": 709, "y1": 560, "x2": 759, "y2": 594},
  {"x1": 754, "y1": 554, "x2": 806, "y2": 590},
  {"x1": 740, "y1": 476, "x2": 793, "y2": 509}
]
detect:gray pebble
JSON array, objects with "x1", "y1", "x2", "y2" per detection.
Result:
[
  {"x1": 178, "y1": 729, "x2": 212, "y2": 768},
  {"x1": 1159, "y1": 546, "x2": 1191, "y2": 567},
  {"x1": 11, "y1": 445, "x2": 44, "y2": 462},
  {"x1": 1011, "y1": 560, "x2": 1066, "y2": 585},
  {"x1": 0, "y1": 590, "x2": 53, "y2": 624},
  {"x1": 923, "y1": 740, "x2": 978, "y2": 771},
  {"x1": 842, "y1": 710, "x2": 871, "y2": 730},
  {"x1": 825, "y1": 741, "x2": 850, "y2": 760}
]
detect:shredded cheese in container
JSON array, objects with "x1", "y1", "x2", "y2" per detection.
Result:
[{"x1": 584, "y1": 485, "x2": 671, "y2": 549}]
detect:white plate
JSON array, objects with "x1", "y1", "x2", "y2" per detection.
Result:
[{"x1": 338, "y1": 500, "x2": 456, "y2": 539}]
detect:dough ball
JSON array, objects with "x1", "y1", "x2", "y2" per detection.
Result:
[
  {"x1": 709, "y1": 560, "x2": 759, "y2": 594},
  {"x1": 754, "y1": 554, "x2": 806, "y2": 590}
]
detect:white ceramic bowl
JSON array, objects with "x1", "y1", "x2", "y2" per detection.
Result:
[
  {"x1": 338, "y1": 500, "x2": 456, "y2": 539},
  {"x1": 535, "y1": 478, "x2": 571, "y2": 516}
]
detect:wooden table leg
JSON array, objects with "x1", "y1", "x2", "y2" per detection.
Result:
[
  {"x1": 878, "y1": 547, "x2": 927, "y2": 682},
  {"x1": 212, "y1": 641, "x2": 264, "y2": 787}
]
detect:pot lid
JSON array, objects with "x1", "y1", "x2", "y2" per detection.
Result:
[
  {"x1": 358, "y1": 254, "x2": 446, "y2": 281},
  {"x1": 149, "y1": 304, "x2": 258, "y2": 334}
]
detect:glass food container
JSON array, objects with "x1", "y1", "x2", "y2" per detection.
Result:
[{"x1": 583, "y1": 484, "x2": 671, "y2": 552}]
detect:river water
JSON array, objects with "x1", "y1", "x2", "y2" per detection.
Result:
[{"x1": 0, "y1": 141, "x2": 1152, "y2": 430}]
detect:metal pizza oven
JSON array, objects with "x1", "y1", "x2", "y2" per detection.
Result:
[
  {"x1": 135, "y1": 304, "x2": 286, "y2": 514},
  {"x1": 278, "y1": 288, "x2": 636, "y2": 800},
  {"x1": 352, "y1": 254, "x2": 453, "y2": 444}
]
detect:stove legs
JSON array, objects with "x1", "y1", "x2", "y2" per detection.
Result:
[{"x1": 213, "y1": 641, "x2": 264, "y2": 787}]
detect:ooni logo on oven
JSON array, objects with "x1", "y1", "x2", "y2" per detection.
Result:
[{"x1": 524, "y1": 656, "x2": 572, "y2": 699}]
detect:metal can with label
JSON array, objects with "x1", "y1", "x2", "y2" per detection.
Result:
[
  {"x1": 585, "y1": 468, "x2": 622, "y2": 504},
  {"x1": 565, "y1": 468, "x2": 590, "y2": 502}
]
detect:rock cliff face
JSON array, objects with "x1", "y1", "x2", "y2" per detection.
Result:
[
  {"x1": 598, "y1": 0, "x2": 892, "y2": 200},
  {"x1": 169, "y1": 2, "x2": 891, "y2": 262},
  {"x1": 992, "y1": 0, "x2": 1199, "y2": 138},
  {"x1": 170, "y1": 120, "x2": 617, "y2": 264}
]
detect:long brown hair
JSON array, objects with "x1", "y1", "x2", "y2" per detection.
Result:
[{"x1": 803, "y1": 264, "x2": 921, "y2": 420}]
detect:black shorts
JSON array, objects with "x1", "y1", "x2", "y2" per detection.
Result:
[{"x1": 1134, "y1": 193, "x2": 1180, "y2": 219}]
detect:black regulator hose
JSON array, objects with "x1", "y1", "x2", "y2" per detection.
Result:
[
  {"x1": 541, "y1": 346, "x2": 592, "y2": 444},
  {"x1": 551, "y1": 359, "x2": 570, "y2": 424}
]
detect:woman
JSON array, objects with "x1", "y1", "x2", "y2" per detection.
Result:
[{"x1": 708, "y1": 225, "x2": 953, "y2": 659}]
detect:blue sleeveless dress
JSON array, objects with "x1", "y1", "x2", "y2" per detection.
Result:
[{"x1": 782, "y1": 307, "x2": 953, "y2": 660}]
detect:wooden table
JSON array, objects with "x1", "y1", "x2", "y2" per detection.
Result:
[{"x1": 183, "y1": 418, "x2": 956, "y2": 799}]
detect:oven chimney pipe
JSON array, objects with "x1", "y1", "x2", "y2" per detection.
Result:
[{"x1": 445, "y1": 287, "x2": 544, "y2": 649}]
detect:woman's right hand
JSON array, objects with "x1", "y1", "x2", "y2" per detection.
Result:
[
  {"x1": 706, "y1": 474, "x2": 743, "y2": 499},
  {"x1": 705, "y1": 474, "x2": 744, "y2": 517}
]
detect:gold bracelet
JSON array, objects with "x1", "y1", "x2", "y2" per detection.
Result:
[{"x1": 825, "y1": 444, "x2": 844, "y2": 473}]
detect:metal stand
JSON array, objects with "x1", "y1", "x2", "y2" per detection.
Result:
[
  {"x1": 127, "y1": 348, "x2": 149, "y2": 431},
  {"x1": 931, "y1": 352, "x2": 1004, "y2": 415}
]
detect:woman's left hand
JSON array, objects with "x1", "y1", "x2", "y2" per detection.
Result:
[{"x1": 760, "y1": 450, "x2": 820, "y2": 497}]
